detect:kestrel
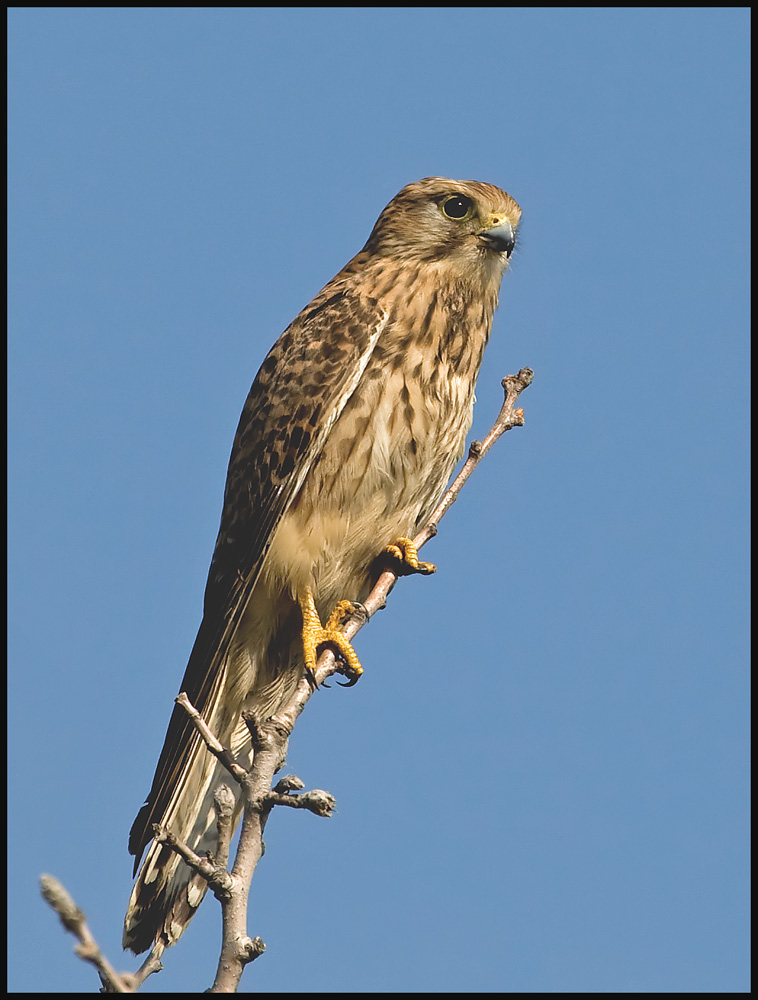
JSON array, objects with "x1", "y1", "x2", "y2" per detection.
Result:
[{"x1": 124, "y1": 177, "x2": 522, "y2": 955}]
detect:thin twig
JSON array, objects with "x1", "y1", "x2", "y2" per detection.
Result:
[
  {"x1": 128, "y1": 948, "x2": 165, "y2": 992},
  {"x1": 39, "y1": 875, "x2": 137, "y2": 993},
  {"x1": 208, "y1": 717, "x2": 285, "y2": 991},
  {"x1": 175, "y1": 691, "x2": 248, "y2": 782},
  {"x1": 264, "y1": 788, "x2": 337, "y2": 816},
  {"x1": 414, "y1": 367, "x2": 534, "y2": 548},
  {"x1": 152, "y1": 826, "x2": 235, "y2": 899},
  {"x1": 212, "y1": 784, "x2": 237, "y2": 871}
]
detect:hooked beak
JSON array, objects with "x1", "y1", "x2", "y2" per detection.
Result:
[{"x1": 479, "y1": 219, "x2": 515, "y2": 257}]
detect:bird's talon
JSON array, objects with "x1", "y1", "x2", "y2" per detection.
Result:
[
  {"x1": 325, "y1": 599, "x2": 357, "y2": 631},
  {"x1": 299, "y1": 588, "x2": 365, "y2": 683},
  {"x1": 385, "y1": 537, "x2": 436, "y2": 576}
]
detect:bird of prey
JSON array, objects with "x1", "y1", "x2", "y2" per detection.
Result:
[{"x1": 124, "y1": 177, "x2": 522, "y2": 955}]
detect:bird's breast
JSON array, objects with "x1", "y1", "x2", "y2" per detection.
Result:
[{"x1": 264, "y1": 300, "x2": 489, "y2": 605}]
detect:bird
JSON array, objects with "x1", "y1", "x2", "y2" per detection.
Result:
[{"x1": 124, "y1": 176, "x2": 522, "y2": 955}]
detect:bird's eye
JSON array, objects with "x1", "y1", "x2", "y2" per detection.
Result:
[{"x1": 441, "y1": 194, "x2": 474, "y2": 220}]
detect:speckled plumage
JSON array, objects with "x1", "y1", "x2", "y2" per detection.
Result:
[{"x1": 124, "y1": 177, "x2": 521, "y2": 955}]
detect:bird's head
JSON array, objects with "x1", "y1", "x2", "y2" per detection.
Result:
[{"x1": 363, "y1": 177, "x2": 522, "y2": 284}]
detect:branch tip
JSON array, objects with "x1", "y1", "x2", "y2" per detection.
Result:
[
  {"x1": 213, "y1": 783, "x2": 236, "y2": 817},
  {"x1": 39, "y1": 875, "x2": 133, "y2": 992},
  {"x1": 241, "y1": 936, "x2": 266, "y2": 963},
  {"x1": 501, "y1": 367, "x2": 534, "y2": 395},
  {"x1": 273, "y1": 774, "x2": 305, "y2": 793}
]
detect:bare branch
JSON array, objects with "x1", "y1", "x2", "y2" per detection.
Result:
[
  {"x1": 264, "y1": 787, "x2": 337, "y2": 817},
  {"x1": 213, "y1": 784, "x2": 236, "y2": 871},
  {"x1": 152, "y1": 825, "x2": 234, "y2": 900},
  {"x1": 161, "y1": 694, "x2": 297, "y2": 991},
  {"x1": 39, "y1": 875, "x2": 139, "y2": 993},
  {"x1": 272, "y1": 773, "x2": 305, "y2": 793},
  {"x1": 414, "y1": 367, "x2": 534, "y2": 548},
  {"x1": 210, "y1": 742, "x2": 282, "y2": 989},
  {"x1": 175, "y1": 691, "x2": 248, "y2": 782},
  {"x1": 128, "y1": 948, "x2": 165, "y2": 992}
]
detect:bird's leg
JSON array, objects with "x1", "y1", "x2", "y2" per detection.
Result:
[
  {"x1": 298, "y1": 588, "x2": 364, "y2": 684},
  {"x1": 384, "y1": 536, "x2": 436, "y2": 576}
]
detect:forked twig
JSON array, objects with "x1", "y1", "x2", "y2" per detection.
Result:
[{"x1": 39, "y1": 874, "x2": 162, "y2": 992}]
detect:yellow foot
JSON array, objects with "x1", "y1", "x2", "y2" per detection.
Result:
[
  {"x1": 298, "y1": 589, "x2": 364, "y2": 686},
  {"x1": 384, "y1": 537, "x2": 436, "y2": 576}
]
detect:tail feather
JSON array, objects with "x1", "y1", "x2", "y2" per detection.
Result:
[
  {"x1": 123, "y1": 734, "x2": 250, "y2": 953},
  {"x1": 124, "y1": 602, "x2": 304, "y2": 954}
]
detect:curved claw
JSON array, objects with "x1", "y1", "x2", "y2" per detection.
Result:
[
  {"x1": 304, "y1": 668, "x2": 319, "y2": 691},
  {"x1": 336, "y1": 668, "x2": 363, "y2": 688}
]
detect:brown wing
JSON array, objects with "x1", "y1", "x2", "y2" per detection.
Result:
[{"x1": 128, "y1": 286, "x2": 387, "y2": 868}]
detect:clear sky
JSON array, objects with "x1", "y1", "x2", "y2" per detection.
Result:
[{"x1": 8, "y1": 7, "x2": 749, "y2": 994}]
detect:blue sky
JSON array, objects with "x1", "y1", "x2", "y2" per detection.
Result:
[{"x1": 8, "y1": 7, "x2": 749, "y2": 993}]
